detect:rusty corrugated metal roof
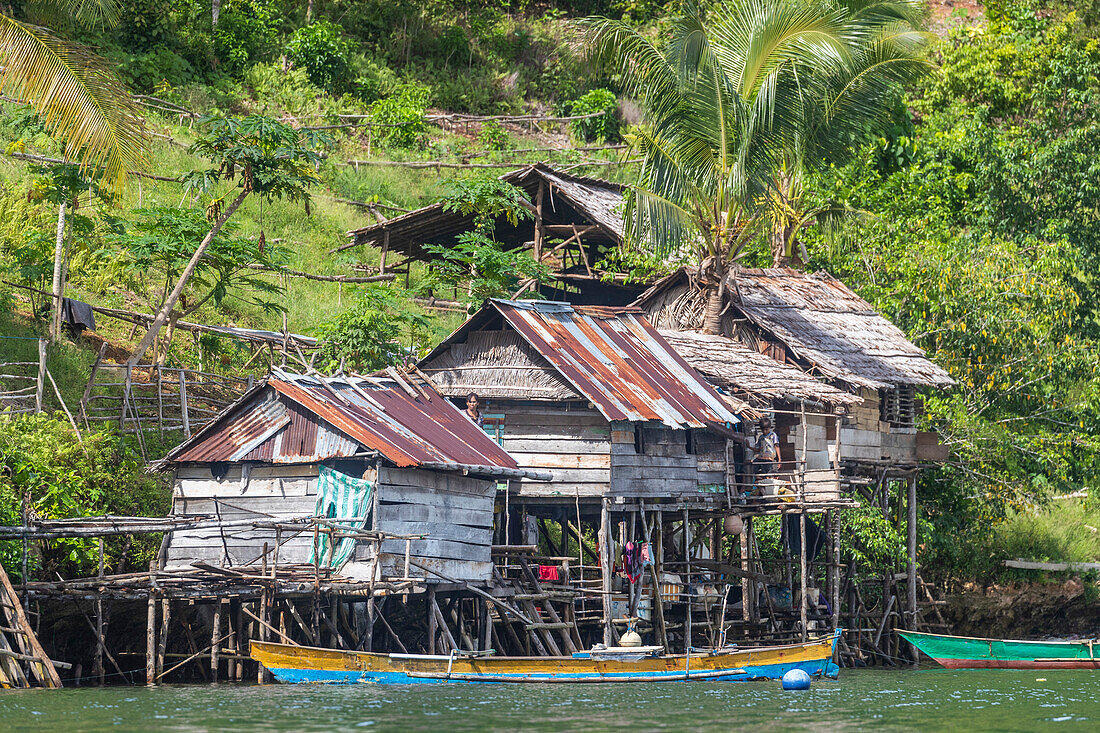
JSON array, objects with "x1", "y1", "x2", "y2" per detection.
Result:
[
  {"x1": 422, "y1": 300, "x2": 742, "y2": 429},
  {"x1": 167, "y1": 371, "x2": 520, "y2": 472}
]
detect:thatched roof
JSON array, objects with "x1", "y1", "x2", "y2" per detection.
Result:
[
  {"x1": 341, "y1": 163, "x2": 625, "y2": 259},
  {"x1": 659, "y1": 330, "x2": 862, "y2": 408},
  {"x1": 635, "y1": 268, "x2": 955, "y2": 391}
]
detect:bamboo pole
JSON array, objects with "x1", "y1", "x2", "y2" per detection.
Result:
[
  {"x1": 600, "y1": 499, "x2": 612, "y2": 646},
  {"x1": 145, "y1": 591, "x2": 156, "y2": 685},
  {"x1": 799, "y1": 511, "x2": 808, "y2": 643},
  {"x1": 210, "y1": 600, "x2": 221, "y2": 682}
]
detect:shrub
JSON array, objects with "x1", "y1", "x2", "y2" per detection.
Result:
[
  {"x1": 314, "y1": 285, "x2": 431, "y2": 372},
  {"x1": 285, "y1": 20, "x2": 352, "y2": 92},
  {"x1": 213, "y1": 0, "x2": 278, "y2": 75},
  {"x1": 0, "y1": 415, "x2": 170, "y2": 580},
  {"x1": 117, "y1": 47, "x2": 198, "y2": 92},
  {"x1": 476, "y1": 120, "x2": 509, "y2": 151},
  {"x1": 569, "y1": 88, "x2": 620, "y2": 143},
  {"x1": 369, "y1": 83, "x2": 431, "y2": 148},
  {"x1": 351, "y1": 55, "x2": 399, "y2": 104}
]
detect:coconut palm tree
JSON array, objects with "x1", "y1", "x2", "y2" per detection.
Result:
[
  {"x1": 580, "y1": 0, "x2": 932, "y2": 332},
  {"x1": 1, "y1": 0, "x2": 149, "y2": 340},
  {"x1": 1, "y1": 1, "x2": 148, "y2": 193}
]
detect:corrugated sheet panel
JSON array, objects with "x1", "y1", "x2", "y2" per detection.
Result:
[
  {"x1": 168, "y1": 373, "x2": 519, "y2": 471},
  {"x1": 490, "y1": 299, "x2": 742, "y2": 428}
]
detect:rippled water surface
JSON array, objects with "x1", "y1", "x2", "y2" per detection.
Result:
[{"x1": 2, "y1": 669, "x2": 1097, "y2": 731}]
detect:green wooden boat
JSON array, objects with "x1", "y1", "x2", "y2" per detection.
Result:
[{"x1": 899, "y1": 630, "x2": 1100, "y2": 670}]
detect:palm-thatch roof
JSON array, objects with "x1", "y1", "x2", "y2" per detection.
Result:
[
  {"x1": 658, "y1": 330, "x2": 862, "y2": 408},
  {"x1": 635, "y1": 267, "x2": 955, "y2": 391}
]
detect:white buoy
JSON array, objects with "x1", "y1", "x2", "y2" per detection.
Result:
[{"x1": 781, "y1": 669, "x2": 812, "y2": 690}]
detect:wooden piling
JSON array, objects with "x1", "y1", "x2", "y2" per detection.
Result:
[
  {"x1": 210, "y1": 600, "x2": 222, "y2": 682},
  {"x1": 145, "y1": 592, "x2": 156, "y2": 685}
]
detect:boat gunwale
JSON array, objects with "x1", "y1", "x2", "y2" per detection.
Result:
[{"x1": 899, "y1": 630, "x2": 1098, "y2": 647}]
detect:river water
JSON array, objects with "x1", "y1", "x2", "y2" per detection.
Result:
[{"x1": 1, "y1": 669, "x2": 1096, "y2": 731}]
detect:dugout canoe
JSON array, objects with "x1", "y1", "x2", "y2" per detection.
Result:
[
  {"x1": 250, "y1": 629, "x2": 842, "y2": 684},
  {"x1": 899, "y1": 630, "x2": 1100, "y2": 670}
]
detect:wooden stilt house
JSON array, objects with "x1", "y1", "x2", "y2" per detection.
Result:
[
  {"x1": 159, "y1": 370, "x2": 544, "y2": 583},
  {"x1": 418, "y1": 299, "x2": 745, "y2": 505}
]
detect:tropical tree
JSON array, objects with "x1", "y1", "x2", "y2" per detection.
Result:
[
  {"x1": 1, "y1": 0, "x2": 150, "y2": 343},
  {"x1": 580, "y1": 0, "x2": 932, "y2": 331},
  {"x1": 127, "y1": 115, "x2": 328, "y2": 366}
]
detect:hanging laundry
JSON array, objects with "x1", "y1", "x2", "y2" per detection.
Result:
[
  {"x1": 640, "y1": 541, "x2": 654, "y2": 567},
  {"x1": 538, "y1": 565, "x2": 560, "y2": 582}
]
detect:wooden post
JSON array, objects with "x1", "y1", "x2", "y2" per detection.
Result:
[
  {"x1": 831, "y1": 510, "x2": 841, "y2": 631},
  {"x1": 145, "y1": 591, "x2": 156, "y2": 685},
  {"x1": 799, "y1": 510, "x2": 808, "y2": 643},
  {"x1": 35, "y1": 338, "x2": 46, "y2": 413},
  {"x1": 95, "y1": 538, "x2": 104, "y2": 685},
  {"x1": 600, "y1": 498, "x2": 612, "y2": 646},
  {"x1": 233, "y1": 600, "x2": 243, "y2": 681},
  {"x1": 119, "y1": 362, "x2": 132, "y2": 429},
  {"x1": 427, "y1": 586, "x2": 437, "y2": 655},
  {"x1": 683, "y1": 508, "x2": 691, "y2": 654},
  {"x1": 534, "y1": 179, "x2": 546, "y2": 262},
  {"x1": 479, "y1": 598, "x2": 490, "y2": 652},
  {"x1": 740, "y1": 521, "x2": 751, "y2": 625},
  {"x1": 379, "y1": 229, "x2": 389, "y2": 274},
  {"x1": 178, "y1": 370, "x2": 191, "y2": 439},
  {"x1": 211, "y1": 600, "x2": 222, "y2": 682},
  {"x1": 907, "y1": 475, "x2": 918, "y2": 636},
  {"x1": 156, "y1": 598, "x2": 170, "y2": 680}
]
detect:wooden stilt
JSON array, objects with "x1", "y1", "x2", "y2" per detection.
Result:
[
  {"x1": 427, "y1": 587, "x2": 437, "y2": 655},
  {"x1": 600, "y1": 498, "x2": 612, "y2": 646},
  {"x1": 210, "y1": 600, "x2": 222, "y2": 682},
  {"x1": 156, "y1": 598, "x2": 170, "y2": 680},
  {"x1": 799, "y1": 510, "x2": 808, "y2": 642},
  {"x1": 145, "y1": 592, "x2": 156, "y2": 685}
]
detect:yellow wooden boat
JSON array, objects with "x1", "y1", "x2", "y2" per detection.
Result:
[{"x1": 251, "y1": 630, "x2": 841, "y2": 684}]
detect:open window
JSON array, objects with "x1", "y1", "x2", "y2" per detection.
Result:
[{"x1": 879, "y1": 386, "x2": 916, "y2": 428}]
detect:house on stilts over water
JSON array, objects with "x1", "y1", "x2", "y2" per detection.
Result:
[
  {"x1": 416, "y1": 298, "x2": 867, "y2": 651},
  {"x1": 633, "y1": 267, "x2": 956, "y2": 659}
]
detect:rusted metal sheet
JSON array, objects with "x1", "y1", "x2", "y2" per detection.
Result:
[
  {"x1": 489, "y1": 300, "x2": 742, "y2": 429},
  {"x1": 168, "y1": 372, "x2": 520, "y2": 472},
  {"x1": 175, "y1": 393, "x2": 288, "y2": 463}
]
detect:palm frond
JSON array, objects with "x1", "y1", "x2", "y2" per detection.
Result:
[
  {"x1": 0, "y1": 17, "x2": 147, "y2": 195},
  {"x1": 29, "y1": 0, "x2": 121, "y2": 28}
]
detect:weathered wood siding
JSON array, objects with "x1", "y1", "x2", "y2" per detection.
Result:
[
  {"x1": 834, "y1": 389, "x2": 918, "y2": 463},
  {"x1": 362, "y1": 466, "x2": 496, "y2": 582},
  {"x1": 165, "y1": 464, "x2": 319, "y2": 568},
  {"x1": 609, "y1": 421, "x2": 727, "y2": 500},
  {"x1": 496, "y1": 403, "x2": 612, "y2": 498}
]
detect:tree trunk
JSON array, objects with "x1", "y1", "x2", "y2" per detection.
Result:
[
  {"x1": 701, "y1": 270, "x2": 728, "y2": 335},
  {"x1": 49, "y1": 201, "x2": 66, "y2": 342},
  {"x1": 305, "y1": 0, "x2": 313, "y2": 23},
  {"x1": 212, "y1": 0, "x2": 221, "y2": 26},
  {"x1": 129, "y1": 189, "x2": 249, "y2": 366}
]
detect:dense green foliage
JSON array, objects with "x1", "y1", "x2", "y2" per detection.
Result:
[
  {"x1": 0, "y1": 415, "x2": 170, "y2": 580},
  {"x1": 802, "y1": 4, "x2": 1100, "y2": 576}
]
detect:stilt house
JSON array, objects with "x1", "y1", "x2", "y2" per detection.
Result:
[
  {"x1": 418, "y1": 299, "x2": 745, "y2": 508},
  {"x1": 635, "y1": 267, "x2": 954, "y2": 479},
  {"x1": 160, "y1": 370, "x2": 544, "y2": 583}
]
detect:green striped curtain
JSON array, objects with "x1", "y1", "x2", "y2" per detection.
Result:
[{"x1": 308, "y1": 465, "x2": 374, "y2": 569}]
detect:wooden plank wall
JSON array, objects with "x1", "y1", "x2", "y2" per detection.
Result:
[
  {"x1": 609, "y1": 421, "x2": 726, "y2": 499},
  {"x1": 838, "y1": 389, "x2": 919, "y2": 463},
  {"x1": 166, "y1": 464, "x2": 319, "y2": 568},
  {"x1": 366, "y1": 467, "x2": 496, "y2": 582},
  {"x1": 495, "y1": 404, "x2": 612, "y2": 498}
]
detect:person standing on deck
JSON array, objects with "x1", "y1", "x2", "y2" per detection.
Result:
[{"x1": 733, "y1": 417, "x2": 781, "y2": 484}]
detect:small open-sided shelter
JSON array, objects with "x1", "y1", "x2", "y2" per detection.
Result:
[
  {"x1": 160, "y1": 370, "x2": 541, "y2": 583},
  {"x1": 341, "y1": 163, "x2": 644, "y2": 305}
]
